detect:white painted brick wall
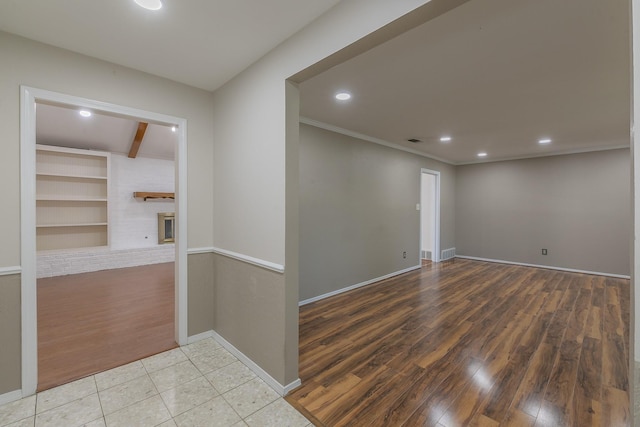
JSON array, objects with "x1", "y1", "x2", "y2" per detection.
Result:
[
  {"x1": 37, "y1": 153, "x2": 176, "y2": 278},
  {"x1": 37, "y1": 245, "x2": 175, "y2": 278},
  {"x1": 110, "y1": 153, "x2": 175, "y2": 249}
]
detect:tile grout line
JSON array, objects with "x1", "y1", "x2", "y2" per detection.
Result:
[{"x1": 92, "y1": 375, "x2": 106, "y2": 426}]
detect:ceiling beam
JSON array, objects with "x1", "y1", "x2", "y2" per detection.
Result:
[{"x1": 128, "y1": 122, "x2": 148, "y2": 158}]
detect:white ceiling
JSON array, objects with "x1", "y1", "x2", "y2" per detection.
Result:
[
  {"x1": 0, "y1": 0, "x2": 342, "y2": 91},
  {"x1": 1, "y1": 0, "x2": 631, "y2": 163},
  {"x1": 36, "y1": 103, "x2": 177, "y2": 160},
  {"x1": 300, "y1": 0, "x2": 631, "y2": 164}
]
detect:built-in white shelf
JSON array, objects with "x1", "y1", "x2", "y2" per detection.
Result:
[
  {"x1": 37, "y1": 173, "x2": 108, "y2": 180},
  {"x1": 36, "y1": 198, "x2": 108, "y2": 202},
  {"x1": 36, "y1": 144, "x2": 110, "y2": 252},
  {"x1": 37, "y1": 223, "x2": 108, "y2": 228}
]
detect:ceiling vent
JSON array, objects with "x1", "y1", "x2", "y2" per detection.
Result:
[{"x1": 407, "y1": 138, "x2": 422, "y2": 143}]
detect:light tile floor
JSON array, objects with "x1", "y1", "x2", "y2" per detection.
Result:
[{"x1": 0, "y1": 339, "x2": 311, "y2": 427}]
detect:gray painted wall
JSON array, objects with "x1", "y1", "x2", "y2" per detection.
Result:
[
  {"x1": 0, "y1": 274, "x2": 20, "y2": 395},
  {"x1": 213, "y1": 254, "x2": 288, "y2": 384},
  {"x1": 299, "y1": 123, "x2": 456, "y2": 302},
  {"x1": 455, "y1": 149, "x2": 630, "y2": 275},
  {"x1": 187, "y1": 253, "x2": 215, "y2": 337}
]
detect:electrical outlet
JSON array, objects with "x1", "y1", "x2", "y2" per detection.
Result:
[
  {"x1": 541, "y1": 249, "x2": 547, "y2": 255},
  {"x1": 403, "y1": 251, "x2": 407, "y2": 259}
]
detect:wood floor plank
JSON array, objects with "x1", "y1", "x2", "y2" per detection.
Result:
[
  {"x1": 286, "y1": 259, "x2": 630, "y2": 427},
  {"x1": 37, "y1": 262, "x2": 176, "y2": 391},
  {"x1": 501, "y1": 409, "x2": 536, "y2": 427},
  {"x1": 602, "y1": 387, "x2": 630, "y2": 427}
]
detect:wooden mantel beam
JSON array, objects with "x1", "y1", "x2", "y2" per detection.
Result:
[{"x1": 128, "y1": 122, "x2": 148, "y2": 158}]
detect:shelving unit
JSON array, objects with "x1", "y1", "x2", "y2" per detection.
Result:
[{"x1": 36, "y1": 144, "x2": 110, "y2": 251}]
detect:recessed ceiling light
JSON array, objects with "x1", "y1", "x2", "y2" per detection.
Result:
[
  {"x1": 538, "y1": 138, "x2": 552, "y2": 144},
  {"x1": 171, "y1": 126, "x2": 176, "y2": 132},
  {"x1": 477, "y1": 152, "x2": 488, "y2": 158},
  {"x1": 440, "y1": 136, "x2": 452, "y2": 142},
  {"x1": 79, "y1": 110, "x2": 92, "y2": 118},
  {"x1": 134, "y1": 0, "x2": 162, "y2": 10},
  {"x1": 335, "y1": 92, "x2": 351, "y2": 101}
]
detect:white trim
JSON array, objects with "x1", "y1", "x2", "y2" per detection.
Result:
[
  {"x1": 455, "y1": 255, "x2": 631, "y2": 279},
  {"x1": 186, "y1": 330, "x2": 214, "y2": 344},
  {"x1": 456, "y1": 144, "x2": 630, "y2": 166},
  {"x1": 187, "y1": 247, "x2": 216, "y2": 255},
  {"x1": 299, "y1": 265, "x2": 421, "y2": 306},
  {"x1": 283, "y1": 378, "x2": 303, "y2": 395},
  {"x1": 300, "y1": 117, "x2": 454, "y2": 165},
  {"x1": 20, "y1": 87, "x2": 38, "y2": 396},
  {"x1": 420, "y1": 169, "x2": 441, "y2": 264},
  {"x1": 210, "y1": 330, "x2": 300, "y2": 396},
  {"x1": 0, "y1": 390, "x2": 23, "y2": 406},
  {"x1": 301, "y1": 117, "x2": 629, "y2": 167},
  {"x1": 175, "y1": 115, "x2": 188, "y2": 346},
  {"x1": 0, "y1": 266, "x2": 21, "y2": 276},
  {"x1": 210, "y1": 247, "x2": 285, "y2": 273},
  {"x1": 20, "y1": 86, "x2": 189, "y2": 395},
  {"x1": 186, "y1": 246, "x2": 284, "y2": 273}
]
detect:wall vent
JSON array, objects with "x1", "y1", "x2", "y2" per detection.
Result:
[
  {"x1": 421, "y1": 250, "x2": 432, "y2": 260},
  {"x1": 441, "y1": 247, "x2": 456, "y2": 260}
]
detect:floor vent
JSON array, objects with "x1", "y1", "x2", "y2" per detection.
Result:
[
  {"x1": 441, "y1": 248, "x2": 456, "y2": 260},
  {"x1": 421, "y1": 250, "x2": 432, "y2": 260}
]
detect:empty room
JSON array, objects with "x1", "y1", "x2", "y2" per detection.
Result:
[
  {"x1": 288, "y1": 0, "x2": 632, "y2": 425},
  {"x1": 0, "y1": 0, "x2": 637, "y2": 426},
  {"x1": 35, "y1": 103, "x2": 178, "y2": 391}
]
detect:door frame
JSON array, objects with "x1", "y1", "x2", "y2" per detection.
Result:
[
  {"x1": 20, "y1": 86, "x2": 188, "y2": 395},
  {"x1": 420, "y1": 168, "x2": 441, "y2": 263}
]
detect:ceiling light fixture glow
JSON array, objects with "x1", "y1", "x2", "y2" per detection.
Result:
[
  {"x1": 440, "y1": 136, "x2": 452, "y2": 142},
  {"x1": 171, "y1": 126, "x2": 176, "y2": 132},
  {"x1": 335, "y1": 92, "x2": 351, "y2": 101},
  {"x1": 79, "y1": 110, "x2": 92, "y2": 118},
  {"x1": 477, "y1": 152, "x2": 488, "y2": 158},
  {"x1": 134, "y1": 0, "x2": 162, "y2": 11},
  {"x1": 538, "y1": 138, "x2": 552, "y2": 144}
]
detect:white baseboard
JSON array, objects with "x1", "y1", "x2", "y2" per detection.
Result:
[
  {"x1": 455, "y1": 255, "x2": 631, "y2": 279},
  {"x1": 186, "y1": 330, "x2": 214, "y2": 344},
  {"x1": 299, "y1": 265, "x2": 422, "y2": 306},
  {"x1": 0, "y1": 389, "x2": 24, "y2": 406},
  {"x1": 208, "y1": 331, "x2": 300, "y2": 396}
]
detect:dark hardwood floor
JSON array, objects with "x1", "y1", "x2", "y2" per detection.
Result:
[
  {"x1": 37, "y1": 262, "x2": 177, "y2": 391},
  {"x1": 286, "y1": 259, "x2": 630, "y2": 426}
]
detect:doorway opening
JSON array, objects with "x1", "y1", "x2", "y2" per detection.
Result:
[
  {"x1": 21, "y1": 87, "x2": 188, "y2": 395},
  {"x1": 420, "y1": 168, "x2": 440, "y2": 264}
]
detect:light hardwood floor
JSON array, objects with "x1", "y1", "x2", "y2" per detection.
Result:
[
  {"x1": 286, "y1": 259, "x2": 630, "y2": 426},
  {"x1": 37, "y1": 262, "x2": 177, "y2": 392}
]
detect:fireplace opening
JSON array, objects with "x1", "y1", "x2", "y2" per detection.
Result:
[{"x1": 158, "y1": 212, "x2": 175, "y2": 244}]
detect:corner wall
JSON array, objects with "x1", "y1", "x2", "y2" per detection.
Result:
[
  {"x1": 298, "y1": 123, "x2": 456, "y2": 302},
  {"x1": 455, "y1": 149, "x2": 631, "y2": 276},
  {"x1": 211, "y1": 0, "x2": 439, "y2": 387}
]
